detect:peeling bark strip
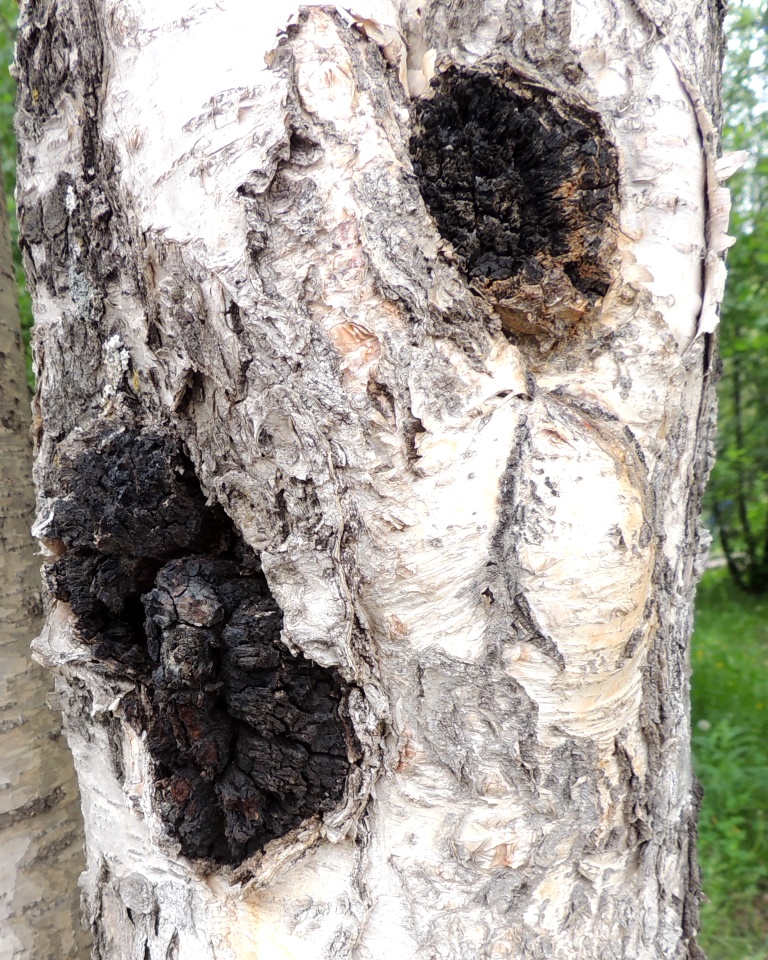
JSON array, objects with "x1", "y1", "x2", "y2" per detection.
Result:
[
  {"x1": 38, "y1": 422, "x2": 352, "y2": 867},
  {"x1": 15, "y1": 0, "x2": 727, "y2": 956}
]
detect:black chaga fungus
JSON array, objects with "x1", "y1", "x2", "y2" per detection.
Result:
[
  {"x1": 42, "y1": 422, "x2": 352, "y2": 868},
  {"x1": 144, "y1": 557, "x2": 349, "y2": 863},
  {"x1": 410, "y1": 67, "x2": 619, "y2": 335}
]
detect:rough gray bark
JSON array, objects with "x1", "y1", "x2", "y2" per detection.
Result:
[
  {"x1": 14, "y1": 0, "x2": 727, "y2": 957},
  {"x1": 0, "y1": 173, "x2": 90, "y2": 958}
]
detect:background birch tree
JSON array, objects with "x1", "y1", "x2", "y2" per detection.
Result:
[
  {"x1": 14, "y1": 0, "x2": 731, "y2": 956},
  {"x1": 0, "y1": 174, "x2": 89, "y2": 958}
]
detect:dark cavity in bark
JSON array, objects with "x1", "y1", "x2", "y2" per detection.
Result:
[
  {"x1": 410, "y1": 67, "x2": 619, "y2": 335},
  {"x1": 42, "y1": 423, "x2": 351, "y2": 868}
]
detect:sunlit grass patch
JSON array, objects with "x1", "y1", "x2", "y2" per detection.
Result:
[{"x1": 692, "y1": 567, "x2": 768, "y2": 960}]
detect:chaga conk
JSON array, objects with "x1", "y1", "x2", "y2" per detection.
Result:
[
  {"x1": 410, "y1": 66, "x2": 619, "y2": 335},
  {"x1": 41, "y1": 421, "x2": 352, "y2": 868}
]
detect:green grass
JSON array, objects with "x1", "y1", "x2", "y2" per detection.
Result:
[{"x1": 692, "y1": 566, "x2": 768, "y2": 960}]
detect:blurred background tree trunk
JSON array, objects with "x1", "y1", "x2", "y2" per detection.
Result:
[{"x1": 0, "y1": 170, "x2": 89, "y2": 960}]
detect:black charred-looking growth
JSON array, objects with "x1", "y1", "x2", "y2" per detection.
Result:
[
  {"x1": 44, "y1": 424, "x2": 350, "y2": 867},
  {"x1": 410, "y1": 67, "x2": 618, "y2": 309}
]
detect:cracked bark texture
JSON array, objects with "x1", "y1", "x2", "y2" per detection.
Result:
[
  {"x1": 0, "y1": 173, "x2": 90, "y2": 958},
  {"x1": 14, "y1": 0, "x2": 728, "y2": 957}
]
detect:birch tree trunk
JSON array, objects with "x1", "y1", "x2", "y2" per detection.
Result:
[
  {"x1": 14, "y1": 0, "x2": 730, "y2": 957},
  {"x1": 0, "y1": 175, "x2": 89, "y2": 957}
]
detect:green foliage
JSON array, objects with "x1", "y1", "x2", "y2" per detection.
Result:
[
  {"x1": 0, "y1": 1, "x2": 15, "y2": 197},
  {"x1": 707, "y1": 0, "x2": 768, "y2": 591},
  {"x1": 696, "y1": 12, "x2": 768, "y2": 947},
  {"x1": 0, "y1": 0, "x2": 32, "y2": 383},
  {"x1": 692, "y1": 568, "x2": 768, "y2": 959}
]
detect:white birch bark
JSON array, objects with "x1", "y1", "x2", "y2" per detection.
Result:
[
  {"x1": 0, "y1": 175, "x2": 90, "y2": 957},
  {"x1": 14, "y1": 0, "x2": 728, "y2": 957}
]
